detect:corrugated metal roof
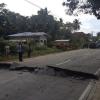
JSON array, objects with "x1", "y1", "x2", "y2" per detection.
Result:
[
  {"x1": 55, "y1": 40, "x2": 70, "y2": 42},
  {"x1": 8, "y1": 32, "x2": 47, "y2": 37}
]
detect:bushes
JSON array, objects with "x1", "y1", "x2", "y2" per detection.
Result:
[
  {"x1": 0, "y1": 38, "x2": 8, "y2": 56},
  {"x1": 0, "y1": 39, "x2": 18, "y2": 56},
  {"x1": 9, "y1": 43, "x2": 17, "y2": 55},
  {"x1": 0, "y1": 38, "x2": 64, "y2": 61},
  {"x1": 35, "y1": 46, "x2": 47, "y2": 50}
]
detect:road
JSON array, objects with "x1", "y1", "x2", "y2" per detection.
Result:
[
  {"x1": 0, "y1": 49, "x2": 100, "y2": 100},
  {"x1": 22, "y1": 49, "x2": 100, "y2": 75},
  {"x1": 0, "y1": 69, "x2": 92, "y2": 100}
]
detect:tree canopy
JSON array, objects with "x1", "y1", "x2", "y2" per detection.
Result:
[
  {"x1": 63, "y1": 0, "x2": 100, "y2": 19},
  {"x1": 0, "y1": 3, "x2": 81, "y2": 40}
]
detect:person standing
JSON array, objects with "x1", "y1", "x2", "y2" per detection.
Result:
[
  {"x1": 17, "y1": 42, "x2": 23, "y2": 62},
  {"x1": 27, "y1": 43, "x2": 31, "y2": 58}
]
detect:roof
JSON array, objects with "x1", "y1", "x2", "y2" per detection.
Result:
[
  {"x1": 74, "y1": 32, "x2": 86, "y2": 34},
  {"x1": 9, "y1": 40, "x2": 26, "y2": 42},
  {"x1": 55, "y1": 40, "x2": 70, "y2": 42},
  {"x1": 8, "y1": 32, "x2": 47, "y2": 37}
]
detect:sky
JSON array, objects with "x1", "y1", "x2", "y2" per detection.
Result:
[{"x1": 0, "y1": 0, "x2": 100, "y2": 36}]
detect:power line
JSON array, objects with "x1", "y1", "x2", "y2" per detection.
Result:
[
  {"x1": 24, "y1": 0, "x2": 42, "y2": 9},
  {"x1": 24, "y1": 0, "x2": 61, "y2": 19}
]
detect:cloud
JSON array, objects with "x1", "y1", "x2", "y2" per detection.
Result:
[{"x1": 78, "y1": 14, "x2": 100, "y2": 35}]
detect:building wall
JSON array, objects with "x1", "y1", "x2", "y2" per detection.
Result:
[{"x1": 9, "y1": 35, "x2": 47, "y2": 46}]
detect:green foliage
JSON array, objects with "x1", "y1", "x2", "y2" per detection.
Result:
[
  {"x1": 63, "y1": 0, "x2": 100, "y2": 19},
  {"x1": 32, "y1": 47, "x2": 62, "y2": 57},
  {"x1": 8, "y1": 42, "x2": 17, "y2": 54},
  {"x1": 97, "y1": 32, "x2": 100, "y2": 40},
  {"x1": 35, "y1": 46, "x2": 47, "y2": 50},
  {"x1": 0, "y1": 38, "x2": 8, "y2": 55},
  {"x1": 65, "y1": 19, "x2": 81, "y2": 33},
  {"x1": 47, "y1": 41, "x2": 54, "y2": 48},
  {"x1": 0, "y1": 3, "x2": 85, "y2": 50},
  {"x1": 0, "y1": 3, "x2": 81, "y2": 41},
  {"x1": 70, "y1": 32, "x2": 90, "y2": 48}
]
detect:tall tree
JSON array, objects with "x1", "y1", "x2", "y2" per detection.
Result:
[{"x1": 30, "y1": 8, "x2": 60, "y2": 40}]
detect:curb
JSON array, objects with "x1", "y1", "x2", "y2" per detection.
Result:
[{"x1": 79, "y1": 80, "x2": 96, "y2": 100}]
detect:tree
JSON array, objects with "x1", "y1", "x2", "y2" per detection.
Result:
[
  {"x1": 0, "y1": 3, "x2": 6, "y2": 12},
  {"x1": 97, "y1": 32, "x2": 100, "y2": 40},
  {"x1": 30, "y1": 8, "x2": 67, "y2": 40},
  {"x1": 73, "y1": 19, "x2": 81, "y2": 31},
  {"x1": 71, "y1": 32, "x2": 89, "y2": 48},
  {"x1": 65, "y1": 19, "x2": 81, "y2": 33},
  {"x1": 97, "y1": 32, "x2": 100, "y2": 37},
  {"x1": 0, "y1": 3, "x2": 30, "y2": 36},
  {"x1": 30, "y1": 8, "x2": 56, "y2": 38},
  {"x1": 63, "y1": 0, "x2": 100, "y2": 19},
  {"x1": 0, "y1": 3, "x2": 74, "y2": 41}
]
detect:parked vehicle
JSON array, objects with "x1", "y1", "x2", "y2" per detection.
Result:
[
  {"x1": 96, "y1": 40, "x2": 100, "y2": 48},
  {"x1": 89, "y1": 42, "x2": 96, "y2": 48}
]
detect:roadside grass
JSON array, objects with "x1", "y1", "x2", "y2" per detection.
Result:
[
  {"x1": 0, "y1": 47, "x2": 63, "y2": 62},
  {"x1": 0, "y1": 55, "x2": 19, "y2": 61}
]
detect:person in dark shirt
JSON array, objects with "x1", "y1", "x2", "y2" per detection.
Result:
[
  {"x1": 17, "y1": 42, "x2": 23, "y2": 62},
  {"x1": 27, "y1": 43, "x2": 31, "y2": 58}
]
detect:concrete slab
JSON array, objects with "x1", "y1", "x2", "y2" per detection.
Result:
[
  {"x1": 0, "y1": 70, "x2": 96, "y2": 100},
  {"x1": 47, "y1": 50, "x2": 100, "y2": 79}
]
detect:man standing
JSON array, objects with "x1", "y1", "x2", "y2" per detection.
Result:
[
  {"x1": 27, "y1": 43, "x2": 31, "y2": 58},
  {"x1": 17, "y1": 42, "x2": 23, "y2": 62}
]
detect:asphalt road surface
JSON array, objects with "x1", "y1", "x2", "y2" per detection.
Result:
[
  {"x1": 0, "y1": 70, "x2": 91, "y2": 100},
  {"x1": 0, "y1": 49, "x2": 100, "y2": 100},
  {"x1": 22, "y1": 49, "x2": 100, "y2": 75}
]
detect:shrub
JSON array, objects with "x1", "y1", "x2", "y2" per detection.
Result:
[
  {"x1": 9, "y1": 43, "x2": 17, "y2": 55},
  {"x1": 0, "y1": 38, "x2": 8, "y2": 56},
  {"x1": 35, "y1": 46, "x2": 47, "y2": 50}
]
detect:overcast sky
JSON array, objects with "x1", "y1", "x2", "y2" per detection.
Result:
[{"x1": 0, "y1": 0, "x2": 100, "y2": 36}]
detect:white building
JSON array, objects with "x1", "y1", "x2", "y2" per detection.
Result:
[{"x1": 8, "y1": 32, "x2": 47, "y2": 46}]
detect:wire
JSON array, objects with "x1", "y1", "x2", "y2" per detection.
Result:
[
  {"x1": 24, "y1": 0, "x2": 42, "y2": 9},
  {"x1": 24, "y1": 0, "x2": 61, "y2": 19}
]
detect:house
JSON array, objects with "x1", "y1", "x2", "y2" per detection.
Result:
[
  {"x1": 54, "y1": 39, "x2": 70, "y2": 48},
  {"x1": 8, "y1": 32, "x2": 47, "y2": 46},
  {"x1": 73, "y1": 32, "x2": 86, "y2": 37}
]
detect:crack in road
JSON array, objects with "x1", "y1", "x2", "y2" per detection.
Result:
[{"x1": 0, "y1": 62, "x2": 98, "y2": 80}]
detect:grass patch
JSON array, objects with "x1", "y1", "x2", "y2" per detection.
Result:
[{"x1": 0, "y1": 47, "x2": 63, "y2": 62}]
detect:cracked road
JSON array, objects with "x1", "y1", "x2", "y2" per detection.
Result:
[{"x1": 0, "y1": 49, "x2": 100, "y2": 100}]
